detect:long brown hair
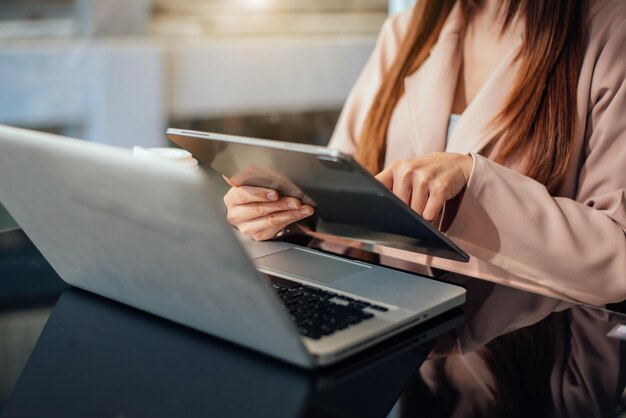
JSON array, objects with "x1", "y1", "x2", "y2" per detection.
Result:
[{"x1": 357, "y1": 0, "x2": 588, "y2": 194}]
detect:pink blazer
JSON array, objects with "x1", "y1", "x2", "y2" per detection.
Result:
[{"x1": 328, "y1": 0, "x2": 626, "y2": 306}]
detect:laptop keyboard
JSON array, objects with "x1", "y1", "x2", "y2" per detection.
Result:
[{"x1": 270, "y1": 279, "x2": 388, "y2": 340}]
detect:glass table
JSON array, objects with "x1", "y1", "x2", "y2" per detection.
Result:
[{"x1": 1, "y1": 228, "x2": 624, "y2": 417}]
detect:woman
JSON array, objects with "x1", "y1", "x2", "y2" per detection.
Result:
[{"x1": 223, "y1": 0, "x2": 626, "y2": 306}]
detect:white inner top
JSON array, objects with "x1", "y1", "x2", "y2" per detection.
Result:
[{"x1": 446, "y1": 114, "x2": 462, "y2": 145}]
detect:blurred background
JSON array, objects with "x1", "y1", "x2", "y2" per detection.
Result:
[{"x1": 0, "y1": 0, "x2": 411, "y2": 149}]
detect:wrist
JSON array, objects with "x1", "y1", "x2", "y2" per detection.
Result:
[{"x1": 461, "y1": 154, "x2": 474, "y2": 183}]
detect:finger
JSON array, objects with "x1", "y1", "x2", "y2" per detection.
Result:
[
  {"x1": 228, "y1": 197, "x2": 302, "y2": 223},
  {"x1": 410, "y1": 181, "x2": 429, "y2": 216},
  {"x1": 375, "y1": 167, "x2": 394, "y2": 190},
  {"x1": 391, "y1": 170, "x2": 412, "y2": 205},
  {"x1": 222, "y1": 175, "x2": 238, "y2": 187},
  {"x1": 261, "y1": 205, "x2": 313, "y2": 229},
  {"x1": 239, "y1": 206, "x2": 315, "y2": 241},
  {"x1": 422, "y1": 188, "x2": 447, "y2": 222},
  {"x1": 224, "y1": 185, "x2": 279, "y2": 206}
]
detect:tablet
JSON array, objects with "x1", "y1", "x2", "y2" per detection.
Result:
[{"x1": 166, "y1": 128, "x2": 469, "y2": 263}]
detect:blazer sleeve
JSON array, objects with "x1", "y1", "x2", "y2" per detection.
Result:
[
  {"x1": 445, "y1": 21, "x2": 626, "y2": 306},
  {"x1": 328, "y1": 11, "x2": 410, "y2": 155}
]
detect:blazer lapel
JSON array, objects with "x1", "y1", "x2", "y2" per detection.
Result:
[
  {"x1": 404, "y1": 3, "x2": 464, "y2": 157},
  {"x1": 445, "y1": 36, "x2": 523, "y2": 155}
]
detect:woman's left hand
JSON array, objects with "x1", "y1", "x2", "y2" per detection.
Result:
[{"x1": 375, "y1": 152, "x2": 473, "y2": 222}]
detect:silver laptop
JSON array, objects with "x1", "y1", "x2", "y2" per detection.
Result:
[{"x1": 0, "y1": 125, "x2": 465, "y2": 368}]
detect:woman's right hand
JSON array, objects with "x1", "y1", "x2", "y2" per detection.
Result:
[{"x1": 223, "y1": 180, "x2": 315, "y2": 241}]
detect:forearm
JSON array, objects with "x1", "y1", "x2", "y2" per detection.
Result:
[{"x1": 445, "y1": 154, "x2": 626, "y2": 306}]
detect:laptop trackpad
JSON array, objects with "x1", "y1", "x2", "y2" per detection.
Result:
[{"x1": 254, "y1": 247, "x2": 369, "y2": 285}]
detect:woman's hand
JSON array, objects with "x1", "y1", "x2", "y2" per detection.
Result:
[
  {"x1": 223, "y1": 178, "x2": 315, "y2": 241},
  {"x1": 375, "y1": 152, "x2": 473, "y2": 222}
]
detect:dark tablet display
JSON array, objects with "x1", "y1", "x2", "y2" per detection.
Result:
[{"x1": 166, "y1": 128, "x2": 469, "y2": 263}]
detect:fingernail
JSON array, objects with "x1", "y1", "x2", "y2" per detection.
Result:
[
  {"x1": 300, "y1": 207, "x2": 312, "y2": 216},
  {"x1": 266, "y1": 192, "x2": 278, "y2": 201},
  {"x1": 288, "y1": 200, "x2": 299, "y2": 209}
]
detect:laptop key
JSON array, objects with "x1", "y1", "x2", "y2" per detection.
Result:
[
  {"x1": 360, "y1": 312, "x2": 374, "y2": 320},
  {"x1": 300, "y1": 328, "x2": 321, "y2": 340},
  {"x1": 320, "y1": 325, "x2": 335, "y2": 336},
  {"x1": 348, "y1": 302, "x2": 367, "y2": 310}
]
